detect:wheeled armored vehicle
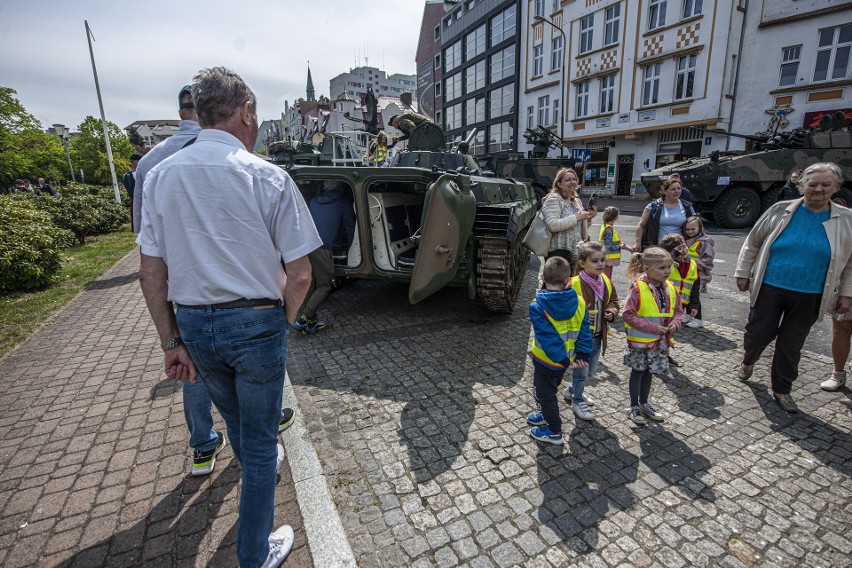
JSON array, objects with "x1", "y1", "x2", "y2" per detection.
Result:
[
  {"x1": 272, "y1": 124, "x2": 537, "y2": 312},
  {"x1": 641, "y1": 123, "x2": 852, "y2": 229}
]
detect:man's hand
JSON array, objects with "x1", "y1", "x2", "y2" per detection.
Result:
[
  {"x1": 165, "y1": 345, "x2": 197, "y2": 384},
  {"x1": 836, "y1": 295, "x2": 851, "y2": 314},
  {"x1": 689, "y1": 308, "x2": 698, "y2": 318},
  {"x1": 736, "y1": 278, "x2": 750, "y2": 292}
]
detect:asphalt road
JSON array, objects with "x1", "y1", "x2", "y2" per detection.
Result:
[{"x1": 589, "y1": 196, "x2": 835, "y2": 360}]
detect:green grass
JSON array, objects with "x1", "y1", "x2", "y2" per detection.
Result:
[{"x1": 0, "y1": 227, "x2": 138, "y2": 357}]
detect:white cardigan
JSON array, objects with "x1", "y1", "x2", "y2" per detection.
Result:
[{"x1": 734, "y1": 198, "x2": 852, "y2": 319}]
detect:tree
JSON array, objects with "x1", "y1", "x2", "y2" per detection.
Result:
[
  {"x1": 0, "y1": 87, "x2": 67, "y2": 189},
  {"x1": 125, "y1": 126, "x2": 145, "y2": 150},
  {"x1": 69, "y1": 116, "x2": 134, "y2": 185}
]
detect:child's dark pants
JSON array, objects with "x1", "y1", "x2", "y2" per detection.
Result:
[{"x1": 533, "y1": 363, "x2": 566, "y2": 434}]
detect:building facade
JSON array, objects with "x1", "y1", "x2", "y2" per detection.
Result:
[
  {"x1": 731, "y1": 0, "x2": 852, "y2": 145},
  {"x1": 124, "y1": 120, "x2": 181, "y2": 147},
  {"x1": 329, "y1": 66, "x2": 416, "y2": 106},
  {"x1": 519, "y1": 0, "x2": 745, "y2": 196},
  {"x1": 438, "y1": 0, "x2": 520, "y2": 155},
  {"x1": 416, "y1": 0, "x2": 446, "y2": 120}
]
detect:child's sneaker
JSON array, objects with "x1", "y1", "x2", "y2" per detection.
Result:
[
  {"x1": 628, "y1": 407, "x2": 647, "y2": 425},
  {"x1": 564, "y1": 385, "x2": 595, "y2": 407},
  {"x1": 527, "y1": 411, "x2": 547, "y2": 426},
  {"x1": 529, "y1": 426, "x2": 563, "y2": 445},
  {"x1": 291, "y1": 315, "x2": 310, "y2": 333},
  {"x1": 639, "y1": 402, "x2": 665, "y2": 422},
  {"x1": 685, "y1": 319, "x2": 703, "y2": 329},
  {"x1": 682, "y1": 314, "x2": 693, "y2": 324},
  {"x1": 573, "y1": 401, "x2": 594, "y2": 421},
  {"x1": 305, "y1": 318, "x2": 326, "y2": 335}
]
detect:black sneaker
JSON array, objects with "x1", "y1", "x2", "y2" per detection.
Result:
[
  {"x1": 628, "y1": 407, "x2": 647, "y2": 425},
  {"x1": 279, "y1": 408, "x2": 295, "y2": 433},
  {"x1": 305, "y1": 318, "x2": 326, "y2": 335},
  {"x1": 667, "y1": 356, "x2": 679, "y2": 368},
  {"x1": 192, "y1": 431, "x2": 226, "y2": 476},
  {"x1": 639, "y1": 402, "x2": 665, "y2": 422}
]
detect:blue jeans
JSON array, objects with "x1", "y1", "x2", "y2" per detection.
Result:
[
  {"x1": 176, "y1": 304, "x2": 286, "y2": 568},
  {"x1": 184, "y1": 380, "x2": 218, "y2": 452},
  {"x1": 571, "y1": 336, "x2": 602, "y2": 404}
]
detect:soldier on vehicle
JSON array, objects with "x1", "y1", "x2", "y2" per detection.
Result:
[{"x1": 388, "y1": 111, "x2": 431, "y2": 145}]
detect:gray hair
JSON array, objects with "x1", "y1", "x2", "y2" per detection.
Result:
[
  {"x1": 799, "y1": 162, "x2": 843, "y2": 189},
  {"x1": 191, "y1": 67, "x2": 257, "y2": 127}
]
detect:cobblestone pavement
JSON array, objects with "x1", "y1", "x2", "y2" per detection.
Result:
[
  {"x1": 0, "y1": 250, "x2": 312, "y2": 568},
  {"x1": 287, "y1": 258, "x2": 851, "y2": 568}
]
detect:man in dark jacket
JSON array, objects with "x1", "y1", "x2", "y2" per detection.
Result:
[{"x1": 36, "y1": 177, "x2": 57, "y2": 197}]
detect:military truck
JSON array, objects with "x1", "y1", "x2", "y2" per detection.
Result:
[
  {"x1": 273, "y1": 123, "x2": 537, "y2": 313},
  {"x1": 641, "y1": 124, "x2": 852, "y2": 228}
]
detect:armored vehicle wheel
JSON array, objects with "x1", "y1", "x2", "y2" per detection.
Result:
[
  {"x1": 477, "y1": 237, "x2": 530, "y2": 313},
  {"x1": 760, "y1": 187, "x2": 782, "y2": 213},
  {"x1": 714, "y1": 186, "x2": 760, "y2": 229},
  {"x1": 831, "y1": 187, "x2": 852, "y2": 208}
]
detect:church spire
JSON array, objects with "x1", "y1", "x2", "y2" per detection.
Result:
[{"x1": 306, "y1": 64, "x2": 316, "y2": 102}]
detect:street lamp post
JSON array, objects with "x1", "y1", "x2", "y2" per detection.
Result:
[
  {"x1": 534, "y1": 15, "x2": 566, "y2": 157},
  {"x1": 53, "y1": 124, "x2": 76, "y2": 183}
]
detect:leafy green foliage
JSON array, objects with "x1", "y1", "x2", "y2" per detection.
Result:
[
  {"x1": 0, "y1": 87, "x2": 68, "y2": 188},
  {"x1": 69, "y1": 116, "x2": 134, "y2": 186},
  {"x1": 0, "y1": 195, "x2": 73, "y2": 293}
]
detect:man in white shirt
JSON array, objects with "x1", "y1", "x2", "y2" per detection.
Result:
[{"x1": 137, "y1": 67, "x2": 320, "y2": 568}]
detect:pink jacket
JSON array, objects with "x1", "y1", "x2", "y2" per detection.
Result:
[{"x1": 622, "y1": 274, "x2": 683, "y2": 350}]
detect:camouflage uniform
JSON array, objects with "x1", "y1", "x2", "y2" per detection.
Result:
[{"x1": 393, "y1": 112, "x2": 431, "y2": 141}]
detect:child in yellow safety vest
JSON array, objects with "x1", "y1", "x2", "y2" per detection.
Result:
[
  {"x1": 563, "y1": 242, "x2": 620, "y2": 421},
  {"x1": 527, "y1": 256, "x2": 593, "y2": 445},
  {"x1": 599, "y1": 206, "x2": 634, "y2": 280},
  {"x1": 684, "y1": 215, "x2": 715, "y2": 297},
  {"x1": 622, "y1": 247, "x2": 683, "y2": 425},
  {"x1": 660, "y1": 233, "x2": 702, "y2": 329}
]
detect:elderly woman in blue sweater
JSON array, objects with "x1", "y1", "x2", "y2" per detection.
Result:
[{"x1": 734, "y1": 162, "x2": 852, "y2": 413}]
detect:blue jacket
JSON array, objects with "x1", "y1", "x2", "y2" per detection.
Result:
[
  {"x1": 529, "y1": 287, "x2": 592, "y2": 369},
  {"x1": 122, "y1": 171, "x2": 135, "y2": 198},
  {"x1": 309, "y1": 189, "x2": 356, "y2": 250}
]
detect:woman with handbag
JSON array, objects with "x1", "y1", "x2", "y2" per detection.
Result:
[{"x1": 541, "y1": 168, "x2": 597, "y2": 274}]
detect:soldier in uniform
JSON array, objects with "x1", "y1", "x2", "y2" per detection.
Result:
[{"x1": 388, "y1": 112, "x2": 432, "y2": 145}]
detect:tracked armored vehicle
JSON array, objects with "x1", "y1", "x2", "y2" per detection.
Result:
[
  {"x1": 641, "y1": 124, "x2": 852, "y2": 228},
  {"x1": 273, "y1": 123, "x2": 537, "y2": 313}
]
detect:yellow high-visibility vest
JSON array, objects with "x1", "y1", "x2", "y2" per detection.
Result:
[
  {"x1": 569, "y1": 274, "x2": 613, "y2": 335},
  {"x1": 687, "y1": 240, "x2": 702, "y2": 263},
  {"x1": 375, "y1": 145, "x2": 387, "y2": 165},
  {"x1": 669, "y1": 259, "x2": 699, "y2": 307},
  {"x1": 530, "y1": 296, "x2": 586, "y2": 368},
  {"x1": 624, "y1": 280, "x2": 677, "y2": 349},
  {"x1": 598, "y1": 224, "x2": 621, "y2": 261}
]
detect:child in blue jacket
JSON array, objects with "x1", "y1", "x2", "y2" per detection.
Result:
[{"x1": 527, "y1": 256, "x2": 593, "y2": 445}]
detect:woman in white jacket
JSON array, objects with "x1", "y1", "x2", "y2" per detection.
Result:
[
  {"x1": 541, "y1": 168, "x2": 597, "y2": 274},
  {"x1": 734, "y1": 162, "x2": 852, "y2": 413}
]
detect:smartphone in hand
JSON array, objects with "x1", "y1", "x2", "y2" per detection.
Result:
[{"x1": 588, "y1": 193, "x2": 598, "y2": 210}]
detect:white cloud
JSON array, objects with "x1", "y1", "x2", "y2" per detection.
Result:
[{"x1": 0, "y1": 0, "x2": 426, "y2": 130}]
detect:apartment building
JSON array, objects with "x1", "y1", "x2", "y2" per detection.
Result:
[
  {"x1": 520, "y1": 0, "x2": 745, "y2": 196},
  {"x1": 329, "y1": 66, "x2": 416, "y2": 106}
]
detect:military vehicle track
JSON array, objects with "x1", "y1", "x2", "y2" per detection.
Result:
[{"x1": 476, "y1": 236, "x2": 530, "y2": 313}]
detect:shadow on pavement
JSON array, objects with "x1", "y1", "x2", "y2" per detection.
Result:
[
  {"x1": 662, "y1": 368, "x2": 726, "y2": 420},
  {"x1": 149, "y1": 378, "x2": 183, "y2": 400},
  {"x1": 57, "y1": 461, "x2": 240, "y2": 567},
  {"x1": 84, "y1": 272, "x2": 139, "y2": 291},
  {"x1": 747, "y1": 382, "x2": 852, "y2": 477},
  {"x1": 678, "y1": 327, "x2": 738, "y2": 352},
  {"x1": 636, "y1": 427, "x2": 716, "y2": 502}
]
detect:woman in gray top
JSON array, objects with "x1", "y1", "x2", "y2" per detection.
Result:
[{"x1": 541, "y1": 168, "x2": 597, "y2": 274}]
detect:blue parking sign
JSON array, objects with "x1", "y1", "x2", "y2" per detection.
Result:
[{"x1": 571, "y1": 149, "x2": 592, "y2": 163}]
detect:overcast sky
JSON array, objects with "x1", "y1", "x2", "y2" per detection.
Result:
[{"x1": 0, "y1": 1, "x2": 427, "y2": 131}]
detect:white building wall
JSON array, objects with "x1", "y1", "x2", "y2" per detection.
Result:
[
  {"x1": 329, "y1": 66, "x2": 416, "y2": 103},
  {"x1": 519, "y1": 0, "x2": 745, "y2": 196},
  {"x1": 732, "y1": 0, "x2": 851, "y2": 144}
]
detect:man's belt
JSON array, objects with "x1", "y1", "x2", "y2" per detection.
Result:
[{"x1": 177, "y1": 298, "x2": 281, "y2": 310}]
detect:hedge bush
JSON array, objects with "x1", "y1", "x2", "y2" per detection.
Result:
[
  {"x1": 0, "y1": 195, "x2": 74, "y2": 293},
  {"x1": 32, "y1": 191, "x2": 128, "y2": 245}
]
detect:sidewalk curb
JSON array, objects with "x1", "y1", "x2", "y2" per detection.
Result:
[{"x1": 282, "y1": 372, "x2": 356, "y2": 568}]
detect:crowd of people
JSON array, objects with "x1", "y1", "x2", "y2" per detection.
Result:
[{"x1": 528, "y1": 164, "x2": 851, "y2": 445}]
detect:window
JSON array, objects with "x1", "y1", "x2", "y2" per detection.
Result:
[
  {"x1": 538, "y1": 95, "x2": 551, "y2": 126},
  {"x1": 649, "y1": 0, "x2": 667, "y2": 30},
  {"x1": 600, "y1": 74, "x2": 615, "y2": 113},
  {"x1": 576, "y1": 80, "x2": 589, "y2": 117},
  {"x1": 471, "y1": 130, "x2": 486, "y2": 155},
  {"x1": 489, "y1": 122, "x2": 513, "y2": 152},
  {"x1": 535, "y1": 0, "x2": 545, "y2": 18},
  {"x1": 445, "y1": 103, "x2": 462, "y2": 131},
  {"x1": 527, "y1": 105, "x2": 535, "y2": 129},
  {"x1": 682, "y1": 0, "x2": 702, "y2": 18},
  {"x1": 675, "y1": 53, "x2": 697, "y2": 99},
  {"x1": 435, "y1": 110, "x2": 442, "y2": 126},
  {"x1": 445, "y1": 41, "x2": 462, "y2": 72},
  {"x1": 490, "y1": 45, "x2": 516, "y2": 82},
  {"x1": 491, "y1": 6, "x2": 516, "y2": 47},
  {"x1": 466, "y1": 25, "x2": 486, "y2": 59},
  {"x1": 813, "y1": 24, "x2": 852, "y2": 82},
  {"x1": 551, "y1": 36, "x2": 564, "y2": 71},
  {"x1": 434, "y1": 54, "x2": 441, "y2": 70},
  {"x1": 489, "y1": 84, "x2": 514, "y2": 118},
  {"x1": 533, "y1": 45, "x2": 544, "y2": 76},
  {"x1": 466, "y1": 96, "x2": 486, "y2": 125},
  {"x1": 445, "y1": 73, "x2": 462, "y2": 101},
  {"x1": 779, "y1": 45, "x2": 801, "y2": 87},
  {"x1": 580, "y1": 15, "x2": 594, "y2": 54},
  {"x1": 553, "y1": 0, "x2": 560, "y2": 12},
  {"x1": 642, "y1": 62, "x2": 661, "y2": 105},
  {"x1": 605, "y1": 4, "x2": 620, "y2": 46},
  {"x1": 553, "y1": 98, "x2": 560, "y2": 126},
  {"x1": 465, "y1": 60, "x2": 486, "y2": 93},
  {"x1": 434, "y1": 25, "x2": 441, "y2": 41},
  {"x1": 435, "y1": 82, "x2": 442, "y2": 97}
]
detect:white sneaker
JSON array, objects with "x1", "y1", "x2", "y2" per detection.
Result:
[
  {"x1": 564, "y1": 385, "x2": 595, "y2": 407},
  {"x1": 276, "y1": 443, "x2": 285, "y2": 474},
  {"x1": 573, "y1": 401, "x2": 594, "y2": 421},
  {"x1": 685, "y1": 319, "x2": 703, "y2": 329},
  {"x1": 682, "y1": 314, "x2": 693, "y2": 324},
  {"x1": 262, "y1": 524, "x2": 294, "y2": 568},
  {"x1": 820, "y1": 371, "x2": 846, "y2": 392}
]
